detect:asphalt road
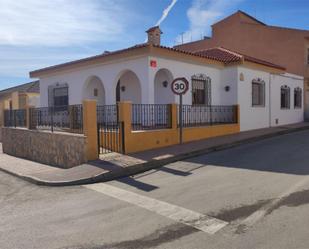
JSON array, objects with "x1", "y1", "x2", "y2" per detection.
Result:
[{"x1": 2, "y1": 130, "x2": 309, "y2": 249}]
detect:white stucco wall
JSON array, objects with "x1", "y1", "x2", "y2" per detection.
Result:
[
  {"x1": 270, "y1": 73, "x2": 304, "y2": 126},
  {"x1": 39, "y1": 56, "x2": 149, "y2": 107},
  {"x1": 237, "y1": 66, "x2": 270, "y2": 131},
  {"x1": 220, "y1": 67, "x2": 238, "y2": 105},
  {"x1": 39, "y1": 55, "x2": 235, "y2": 107},
  {"x1": 237, "y1": 67, "x2": 304, "y2": 131},
  {"x1": 149, "y1": 56, "x2": 231, "y2": 105}
]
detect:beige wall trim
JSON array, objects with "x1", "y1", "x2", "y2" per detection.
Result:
[
  {"x1": 83, "y1": 100, "x2": 98, "y2": 161},
  {"x1": 115, "y1": 102, "x2": 240, "y2": 154}
]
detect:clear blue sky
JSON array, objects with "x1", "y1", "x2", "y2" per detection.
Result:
[{"x1": 0, "y1": 0, "x2": 308, "y2": 90}]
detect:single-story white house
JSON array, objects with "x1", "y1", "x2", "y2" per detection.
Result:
[{"x1": 30, "y1": 26, "x2": 304, "y2": 132}]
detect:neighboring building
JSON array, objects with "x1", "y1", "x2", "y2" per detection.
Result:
[
  {"x1": 30, "y1": 27, "x2": 304, "y2": 132},
  {"x1": 0, "y1": 81, "x2": 40, "y2": 126},
  {"x1": 174, "y1": 10, "x2": 309, "y2": 118}
]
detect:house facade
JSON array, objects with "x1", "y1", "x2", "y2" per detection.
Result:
[
  {"x1": 30, "y1": 27, "x2": 304, "y2": 132},
  {"x1": 175, "y1": 10, "x2": 309, "y2": 119},
  {"x1": 0, "y1": 81, "x2": 40, "y2": 126}
]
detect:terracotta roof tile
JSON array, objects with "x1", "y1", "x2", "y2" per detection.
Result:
[
  {"x1": 191, "y1": 47, "x2": 285, "y2": 70},
  {"x1": 193, "y1": 47, "x2": 242, "y2": 63},
  {"x1": 30, "y1": 44, "x2": 285, "y2": 77}
]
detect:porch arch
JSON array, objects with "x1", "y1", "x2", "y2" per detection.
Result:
[
  {"x1": 115, "y1": 70, "x2": 142, "y2": 104},
  {"x1": 83, "y1": 76, "x2": 105, "y2": 105},
  {"x1": 154, "y1": 68, "x2": 175, "y2": 104}
]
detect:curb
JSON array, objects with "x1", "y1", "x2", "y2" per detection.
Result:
[{"x1": 1, "y1": 125, "x2": 309, "y2": 186}]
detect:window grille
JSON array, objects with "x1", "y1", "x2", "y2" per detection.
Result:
[
  {"x1": 281, "y1": 85, "x2": 290, "y2": 109},
  {"x1": 53, "y1": 87, "x2": 68, "y2": 111},
  {"x1": 252, "y1": 79, "x2": 265, "y2": 106},
  {"x1": 192, "y1": 74, "x2": 211, "y2": 105},
  {"x1": 294, "y1": 87, "x2": 302, "y2": 108}
]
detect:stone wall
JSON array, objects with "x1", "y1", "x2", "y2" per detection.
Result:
[{"x1": 2, "y1": 128, "x2": 87, "y2": 168}]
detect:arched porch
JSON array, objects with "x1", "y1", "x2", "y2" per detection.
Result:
[
  {"x1": 83, "y1": 76, "x2": 105, "y2": 105},
  {"x1": 115, "y1": 70, "x2": 142, "y2": 104},
  {"x1": 154, "y1": 68, "x2": 175, "y2": 104}
]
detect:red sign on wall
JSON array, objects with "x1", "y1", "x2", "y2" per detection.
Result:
[{"x1": 150, "y1": 60, "x2": 157, "y2": 68}]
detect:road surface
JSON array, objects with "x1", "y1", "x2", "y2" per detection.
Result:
[{"x1": 1, "y1": 130, "x2": 309, "y2": 249}]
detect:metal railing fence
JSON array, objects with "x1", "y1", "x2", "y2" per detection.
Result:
[
  {"x1": 97, "y1": 105, "x2": 118, "y2": 126},
  {"x1": 132, "y1": 104, "x2": 172, "y2": 130},
  {"x1": 4, "y1": 109, "x2": 27, "y2": 128},
  {"x1": 29, "y1": 105, "x2": 83, "y2": 133},
  {"x1": 178, "y1": 105, "x2": 237, "y2": 127}
]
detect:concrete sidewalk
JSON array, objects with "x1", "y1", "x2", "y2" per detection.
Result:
[{"x1": 1, "y1": 122, "x2": 309, "y2": 186}]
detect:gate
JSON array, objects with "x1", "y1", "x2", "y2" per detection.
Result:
[{"x1": 97, "y1": 105, "x2": 125, "y2": 155}]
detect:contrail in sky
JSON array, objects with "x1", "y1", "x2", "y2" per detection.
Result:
[
  {"x1": 144, "y1": 0, "x2": 177, "y2": 42},
  {"x1": 155, "y1": 0, "x2": 178, "y2": 26}
]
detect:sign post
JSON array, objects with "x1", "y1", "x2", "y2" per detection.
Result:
[{"x1": 171, "y1": 77, "x2": 189, "y2": 144}]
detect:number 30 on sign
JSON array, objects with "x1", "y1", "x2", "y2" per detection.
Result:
[{"x1": 171, "y1": 77, "x2": 189, "y2": 95}]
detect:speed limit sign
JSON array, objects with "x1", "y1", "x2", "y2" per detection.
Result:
[
  {"x1": 171, "y1": 77, "x2": 189, "y2": 145},
  {"x1": 171, "y1": 78, "x2": 189, "y2": 95}
]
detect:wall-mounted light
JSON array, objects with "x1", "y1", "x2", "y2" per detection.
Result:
[
  {"x1": 162, "y1": 81, "x2": 168, "y2": 88},
  {"x1": 121, "y1": 86, "x2": 126, "y2": 92},
  {"x1": 224, "y1": 86, "x2": 230, "y2": 92}
]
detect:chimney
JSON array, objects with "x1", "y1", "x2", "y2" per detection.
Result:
[{"x1": 146, "y1": 26, "x2": 162, "y2": 46}]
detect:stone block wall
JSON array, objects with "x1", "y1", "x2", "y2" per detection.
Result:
[{"x1": 2, "y1": 128, "x2": 87, "y2": 168}]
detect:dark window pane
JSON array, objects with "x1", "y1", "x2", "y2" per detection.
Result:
[
  {"x1": 53, "y1": 87, "x2": 68, "y2": 111},
  {"x1": 294, "y1": 88, "x2": 302, "y2": 108},
  {"x1": 281, "y1": 87, "x2": 290, "y2": 109},
  {"x1": 192, "y1": 76, "x2": 211, "y2": 105},
  {"x1": 252, "y1": 81, "x2": 264, "y2": 106}
]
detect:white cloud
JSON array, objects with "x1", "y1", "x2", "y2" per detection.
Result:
[
  {"x1": 0, "y1": 0, "x2": 129, "y2": 46},
  {"x1": 176, "y1": 0, "x2": 243, "y2": 44}
]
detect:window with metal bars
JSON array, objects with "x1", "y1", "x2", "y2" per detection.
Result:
[
  {"x1": 281, "y1": 85, "x2": 290, "y2": 109},
  {"x1": 294, "y1": 87, "x2": 302, "y2": 108},
  {"x1": 53, "y1": 87, "x2": 68, "y2": 111},
  {"x1": 252, "y1": 79, "x2": 265, "y2": 107},
  {"x1": 191, "y1": 74, "x2": 211, "y2": 105}
]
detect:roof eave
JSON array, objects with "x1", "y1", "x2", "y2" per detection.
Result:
[
  {"x1": 30, "y1": 45, "x2": 150, "y2": 78},
  {"x1": 242, "y1": 59, "x2": 286, "y2": 73}
]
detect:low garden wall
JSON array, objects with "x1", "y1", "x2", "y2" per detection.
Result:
[{"x1": 2, "y1": 127, "x2": 87, "y2": 168}]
